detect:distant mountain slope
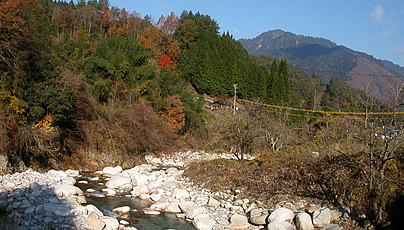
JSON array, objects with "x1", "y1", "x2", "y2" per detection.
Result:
[{"x1": 239, "y1": 30, "x2": 404, "y2": 100}]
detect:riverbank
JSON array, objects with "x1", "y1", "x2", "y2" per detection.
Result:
[{"x1": 0, "y1": 151, "x2": 360, "y2": 230}]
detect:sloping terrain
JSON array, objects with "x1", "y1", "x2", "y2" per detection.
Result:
[{"x1": 239, "y1": 29, "x2": 404, "y2": 100}]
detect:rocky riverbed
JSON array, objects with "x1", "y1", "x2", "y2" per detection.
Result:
[{"x1": 0, "y1": 150, "x2": 350, "y2": 230}]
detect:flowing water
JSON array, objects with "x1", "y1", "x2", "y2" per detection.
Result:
[{"x1": 76, "y1": 172, "x2": 195, "y2": 230}]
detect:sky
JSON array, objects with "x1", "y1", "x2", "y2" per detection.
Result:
[{"x1": 108, "y1": 0, "x2": 404, "y2": 67}]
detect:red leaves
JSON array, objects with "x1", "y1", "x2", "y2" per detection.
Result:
[{"x1": 158, "y1": 55, "x2": 174, "y2": 69}]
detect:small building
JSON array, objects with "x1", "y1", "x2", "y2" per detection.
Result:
[{"x1": 212, "y1": 99, "x2": 233, "y2": 109}]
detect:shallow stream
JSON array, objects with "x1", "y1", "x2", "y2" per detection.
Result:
[{"x1": 75, "y1": 172, "x2": 195, "y2": 230}]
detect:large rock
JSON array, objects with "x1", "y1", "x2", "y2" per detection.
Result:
[
  {"x1": 54, "y1": 184, "x2": 83, "y2": 197},
  {"x1": 65, "y1": 169, "x2": 80, "y2": 177},
  {"x1": 112, "y1": 206, "x2": 130, "y2": 214},
  {"x1": 164, "y1": 202, "x2": 182, "y2": 213},
  {"x1": 172, "y1": 188, "x2": 190, "y2": 200},
  {"x1": 166, "y1": 167, "x2": 179, "y2": 175},
  {"x1": 267, "y1": 220, "x2": 296, "y2": 230},
  {"x1": 60, "y1": 176, "x2": 76, "y2": 185},
  {"x1": 179, "y1": 201, "x2": 195, "y2": 212},
  {"x1": 106, "y1": 173, "x2": 132, "y2": 190},
  {"x1": 48, "y1": 169, "x2": 68, "y2": 178},
  {"x1": 267, "y1": 208, "x2": 295, "y2": 223},
  {"x1": 296, "y1": 212, "x2": 314, "y2": 230},
  {"x1": 192, "y1": 218, "x2": 216, "y2": 230},
  {"x1": 85, "y1": 217, "x2": 106, "y2": 230},
  {"x1": 85, "y1": 204, "x2": 104, "y2": 217},
  {"x1": 132, "y1": 185, "x2": 149, "y2": 197},
  {"x1": 150, "y1": 201, "x2": 170, "y2": 211},
  {"x1": 43, "y1": 203, "x2": 71, "y2": 216},
  {"x1": 186, "y1": 206, "x2": 207, "y2": 220},
  {"x1": 312, "y1": 207, "x2": 331, "y2": 228},
  {"x1": 103, "y1": 166, "x2": 123, "y2": 176},
  {"x1": 100, "y1": 216, "x2": 119, "y2": 230},
  {"x1": 228, "y1": 214, "x2": 250, "y2": 229},
  {"x1": 249, "y1": 214, "x2": 268, "y2": 225},
  {"x1": 207, "y1": 197, "x2": 221, "y2": 207}
]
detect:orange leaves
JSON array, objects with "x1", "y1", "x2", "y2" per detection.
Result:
[
  {"x1": 138, "y1": 12, "x2": 181, "y2": 70},
  {"x1": 159, "y1": 96, "x2": 186, "y2": 133},
  {"x1": 158, "y1": 55, "x2": 174, "y2": 70}
]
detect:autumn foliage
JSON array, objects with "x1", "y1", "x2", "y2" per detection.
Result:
[{"x1": 160, "y1": 96, "x2": 186, "y2": 133}]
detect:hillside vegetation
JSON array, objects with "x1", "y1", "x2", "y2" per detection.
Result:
[
  {"x1": 0, "y1": 1, "x2": 403, "y2": 228},
  {"x1": 239, "y1": 29, "x2": 404, "y2": 100}
]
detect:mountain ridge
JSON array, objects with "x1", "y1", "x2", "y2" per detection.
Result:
[{"x1": 239, "y1": 29, "x2": 404, "y2": 100}]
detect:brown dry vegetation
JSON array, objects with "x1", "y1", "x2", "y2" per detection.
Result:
[{"x1": 184, "y1": 110, "x2": 404, "y2": 229}]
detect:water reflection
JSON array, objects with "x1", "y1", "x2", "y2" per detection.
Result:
[{"x1": 76, "y1": 173, "x2": 195, "y2": 230}]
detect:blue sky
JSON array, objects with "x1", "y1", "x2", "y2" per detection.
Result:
[{"x1": 108, "y1": 0, "x2": 404, "y2": 67}]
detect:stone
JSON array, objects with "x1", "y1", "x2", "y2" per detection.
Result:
[
  {"x1": 164, "y1": 202, "x2": 182, "y2": 213},
  {"x1": 179, "y1": 201, "x2": 195, "y2": 212},
  {"x1": 106, "y1": 173, "x2": 132, "y2": 190},
  {"x1": 77, "y1": 180, "x2": 88, "y2": 184},
  {"x1": 120, "y1": 220, "x2": 129, "y2": 225},
  {"x1": 53, "y1": 184, "x2": 83, "y2": 197},
  {"x1": 143, "y1": 208, "x2": 161, "y2": 215},
  {"x1": 65, "y1": 169, "x2": 79, "y2": 177},
  {"x1": 267, "y1": 207, "x2": 295, "y2": 223},
  {"x1": 150, "y1": 193, "x2": 161, "y2": 202},
  {"x1": 48, "y1": 169, "x2": 68, "y2": 178},
  {"x1": 228, "y1": 213, "x2": 250, "y2": 229},
  {"x1": 172, "y1": 188, "x2": 190, "y2": 200},
  {"x1": 207, "y1": 197, "x2": 221, "y2": 207},
  {"x1": 43, "y1": 203, "x2": 71, "y2": 216},
  {"x1": 86, "y1": 188, "x2": 96, "y2": 193},
  {"x1": 296, "y1": 213, "x2": 314, "y2": 230},
  {"x1": 60, "y1": 176, "x2": 76, "y2": 185},
  {"x1": 267, "y1": 220, "x2": 296, "y2": 230},
  {"x1": 103, "y1": 166, "x2": 123, "y2": 176},
  {"x1": 248, "y1": 208, "x2": 264, "y2": 217},
  {"x1": 105, "y1": 189, "x2": 117, "y2": 196},
  {"x1": 312, "y1": 207, "x2": 331, "y2": 228},
  {"x1": 186, "y1": 206, "x2": 207, "y2": 220},
  {"x1": 100, "y1": 216, "x2": 119, "y2": 230},
  {"x1": 29, "y1": 182, "x2": 41, "y2": 192},
  {"x1": 76, "y1": 196, "x2": 87, "y2": 205},
  {"x1": 112, "y1": 206, "x2": 130, "y2": 214},
  {"x1": 85, "y1": 217, "x2": 106, "y2": 230},
  {"x1": 249, "y1": 214, "x2": 268, "y2": 225},
  {"x1": 192, "y1": 218, "x2": 216, "y2": 230},
  {"x1": 132, "y1": 185, "x2": 149, "y2": 197},
  {"x1": 194, "y1": 213, "x2": 210, "y2": 220},
  {"x1": 90, "y1": 177, "x2": 99, "y2": 181},
  {"x1": 320, "y1": 224, "x2": 342, "y2": 230},
  {"x1": 150, "y1": 201, "x2": 170, "y2": 211},
  {"x1": 88, "y1": 211, "x2": 101, "y2": 219},
  {"x1": 85, "y1": 204, "x2": 104, "y2": 217},
  {"x1": 166, "y1": 167, "x2": 179, "y2": 175},
  {"x1": 330, "y1": 209, "x2": 342, "y2": 222}
]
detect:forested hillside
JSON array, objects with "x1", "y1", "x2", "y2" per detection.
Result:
[
  {"x1": 239, "y1": 29, "x2": 404, "y2": 100},
  {"x1": 0, "y1": 0, "x2": 294, "y2": 170}
]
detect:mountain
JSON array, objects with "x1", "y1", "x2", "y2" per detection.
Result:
[{"x1": 239, "y1": 29, "x2": 404, "y2": 100}]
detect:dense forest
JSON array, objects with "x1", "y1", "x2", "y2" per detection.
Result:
[
  {"x1": 1, "y1": 0, "x2": 403, "y2": 227},
  {"x1": 0, "y1": 0, "x2": 294, "y2": 170},
  {"x1": 0, "y1": 0, "x2": 386, "y2": 169}
]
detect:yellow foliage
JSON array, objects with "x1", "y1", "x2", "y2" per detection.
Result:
[{"x1": 35, "y1": 114, "x2": 54, "y2": 132}]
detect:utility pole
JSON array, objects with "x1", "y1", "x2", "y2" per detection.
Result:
[{"x1": 233, "y1": 84, "x2": 237, "y2": 114}]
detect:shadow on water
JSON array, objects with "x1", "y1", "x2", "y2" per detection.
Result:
[
  {"x1": 0, "y1": 184, "x2": 77, "y2": 230},
  {"x1": 76, "y1": 172, "x2": 195, "y2": 230}
]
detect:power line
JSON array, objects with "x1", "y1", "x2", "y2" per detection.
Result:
[{"x1": 238, "y1": 98, "x2": 404, "y2": 116}]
